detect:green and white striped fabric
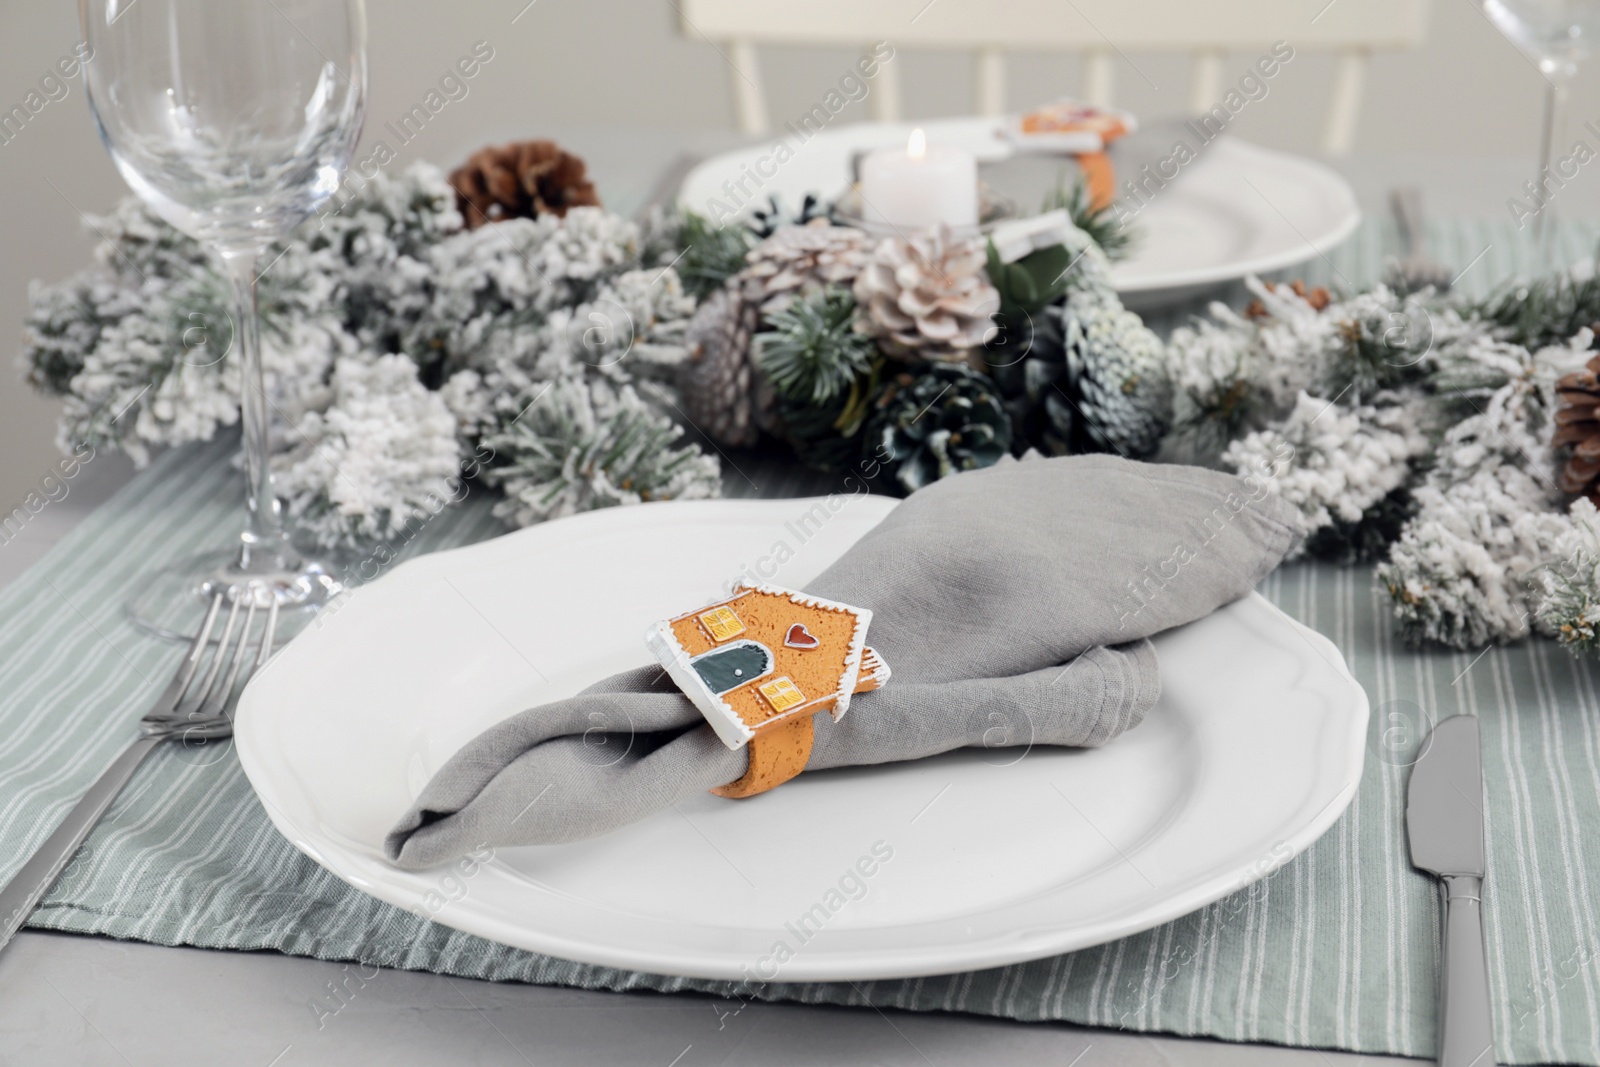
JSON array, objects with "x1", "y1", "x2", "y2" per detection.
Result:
[{"x1": 5, "y1": 218, "x2": 1600, "y2": 1065}]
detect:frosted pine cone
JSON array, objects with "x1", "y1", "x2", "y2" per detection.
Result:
[
  {"x1": 867, "y1": 364, "x2": 1013, "y2": 493},
  {"x1": 1053, "y1": 291, "x2": 1172, "y2": 458},
  {"x1": 679, "y1": 284, "x2": 762, "y2": 447},
  {"x1": 853, "y1": 227, "x2": 1000, "y2": 365},
  {"x1": 741, "y1": 220, "x2": 872, "y2": 316}
]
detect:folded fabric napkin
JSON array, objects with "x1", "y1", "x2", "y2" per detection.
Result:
[{"x1": 386, "y1": 455, "x2": 1296, "y2": 869}]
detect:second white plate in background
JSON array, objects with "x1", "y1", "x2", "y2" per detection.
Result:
[{"x1": 677, "y1": 116, "x2": 1360, "y2": 308}]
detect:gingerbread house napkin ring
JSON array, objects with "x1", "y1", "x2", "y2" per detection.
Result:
[
  {"x1": 1006, "y1": 100, "x2": 1134, "y2": 211},
  {"x1": 645, "y1": 583, "x2": 891, "y2": 799}
]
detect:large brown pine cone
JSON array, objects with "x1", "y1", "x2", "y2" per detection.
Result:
[
  {"x1": 1555, "y1": 353, "x2": 1600, "y2": 502},
  {"x1": 449, "y1": 140, "x2": 600, "y2": 228}
]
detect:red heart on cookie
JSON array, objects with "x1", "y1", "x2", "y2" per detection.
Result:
[{"x1": 785, "y1": 623, "x2": 820, "y2": 650}]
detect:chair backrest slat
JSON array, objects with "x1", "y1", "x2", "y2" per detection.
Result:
[
  {"x1": 1190, "y1": 50, "x2": 1225, "y2": 115},
  {"x1": 1322, "y1": 49, "x2": 1370, "y2": 155},
  {"x1": 872, "y1": 46, "x2": 903, "y2": 124},
  {"x1": 975, "y1": 45, "x2": 1005, "y2": 116},
  {"x1": 681, "y1": 0, "x2": 1430, "y2": 154},
  {"x1": 1083, "y1": 50, "x2": 1114, "y2": 108},
  {"x1": 728, "y1": 38, "x2": 767, "y2": 135}
]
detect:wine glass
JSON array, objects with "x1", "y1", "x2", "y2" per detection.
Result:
[
  {"x1": 79, "y1": 0, "x2": 366, "y2": 633},
  {"x1": 1480, "y1": 0, "x2": 1600, "y2": 255}
]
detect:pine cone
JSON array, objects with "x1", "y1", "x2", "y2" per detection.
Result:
[
  {"x1": 450, "y1": 140, "x2": 600, "y2": 229},
  {"x1": 1555, "y1": 353, "x2": 1600, "y2": 501},
  {"x1": 742, "y1": 220, "x2": 872, "y2": 316},
  {"x1": 867, "y1": 364, "x2": 1012, "y2": 493},
  {"x1": 854, "y1": 228, "x2": 1000, "y2": 365},
  {"x1": 679, "y1": 284, "x2": 762, "y2": 447},
  {"x1": 1052, "y1": 291, "x2": 1172, "y2": 458}
]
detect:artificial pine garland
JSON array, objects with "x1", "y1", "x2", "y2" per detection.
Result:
[
  {"x1": 1041, "y1": 174, "x2": 1135, "y2": 262},
  {"x1": 755, "y1": 286, "x2": 883, "y2": 471},
  {"x1": 665, "y1": 210, "x2": 754, "y2": 302},
  {"x1": 25, "y1": 138, "x2": 1600, "y2": 661},
  {"x1": 1479, "y1": 268, "x2": 1600, "y2": 349},
  {"x1": 1171, "y1": 276, "x2": 1600, "y2": 654},
  {"x1": 1533, "y1": 498, "x2": 1600, "y2": 653},
  {"x1": 22, "y1": 153, "x2": 719, "y2": 552},
  {"x1": 480, "y1": 379, "x2": 719, "y2": 527},
  {"x1": 756, "y1": 287, "x2": 877, "y2": 407}
]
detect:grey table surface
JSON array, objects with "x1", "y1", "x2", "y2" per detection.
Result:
[
  {"x1": 0, "y1": 426, "x2": 1430, "y2": 1067},
  {"x1": 8, "y1": 138, "x2": 1574, "y2": 1066},
  {"x1": 0, "y1": 465, "x2": 1423, "y2": 1067},
  {"x1": 0, "y1": 342, "x2": 1420, "y2": 1067}
]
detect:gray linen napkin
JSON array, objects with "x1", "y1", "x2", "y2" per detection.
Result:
[{"x1": 386, "y1": 455, "x2": 1297, "y2": 868}]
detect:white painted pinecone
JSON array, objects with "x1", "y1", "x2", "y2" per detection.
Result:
[
  {"x1": 1060, "y1": 290, "x2": 1172, "y2": 458},
  {"x1": 853, "y1": 227, "x2": 1000, "y2": 364},
  {"x1": 741, "y1": 219, "x2": 872, "y2": 316}
]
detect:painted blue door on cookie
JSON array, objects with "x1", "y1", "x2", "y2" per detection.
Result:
[{"x1": 689, "y1": 641, "x2": 774, "y2": 694}]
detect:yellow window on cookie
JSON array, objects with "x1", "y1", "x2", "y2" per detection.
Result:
[
  {"x1": 698, "y1": 606, "x2": 746, "y2": 642},
  {"x1": 758, "y1": 676, "x2": 806, "y2": 713}
]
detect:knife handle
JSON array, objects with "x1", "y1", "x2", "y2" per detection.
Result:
[
  {"x1": 1439, "y1": 875, "x2": 1495, "y2": 1067},
  {"x1": 0, "y1": 735, "x2": 163, "y2": 955}
]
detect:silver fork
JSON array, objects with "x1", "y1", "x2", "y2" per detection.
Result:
[{"x1": 0, "y1": 587, "x2": 279, "y2": 953}]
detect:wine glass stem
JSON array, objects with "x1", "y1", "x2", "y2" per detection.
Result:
[
  {"x1": 1536, "y1": 78, "x2": 1567, "y2": 261},
  {"x1": 221, "y1": 250, "x2": 290, "y2": 575}
]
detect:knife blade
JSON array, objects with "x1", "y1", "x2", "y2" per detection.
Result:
[{"x1": 1407, "y1": 714, "x2": 1495, "y2": 1067}]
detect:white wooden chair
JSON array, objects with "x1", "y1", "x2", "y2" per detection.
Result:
[{"x1": 678, "y1": 0, "x2": 1431, "y2": 154}]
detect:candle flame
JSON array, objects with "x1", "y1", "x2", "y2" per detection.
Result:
[{"x1": 907, "y1": 127, "x2": 927, "y2": 161}]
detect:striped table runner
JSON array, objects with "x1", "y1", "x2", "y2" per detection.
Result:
[{"x1": 4, "y1": 218, "x2": 1600, "y2": 1065}]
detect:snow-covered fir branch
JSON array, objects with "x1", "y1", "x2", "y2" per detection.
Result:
[
  {"x1": 20, "y1": 163, "x2": 713, "y2": 550},
  {"x1": 480, "y1": 378, "x2": 720, "y2": 526},
  {"x1": 1375, "y1": 330, "x2": 1591, "y2": 647},
  {"x1": 1223, "y1": 391, "x2": 1428, "y2": 558},
  {"x1": 1532, "y1": 498, "x2": 1600, "y2": 655}
]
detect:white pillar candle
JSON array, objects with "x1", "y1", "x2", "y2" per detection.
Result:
[{"x1": 858, "y1": 128, "x2": 979, "y2": 231}]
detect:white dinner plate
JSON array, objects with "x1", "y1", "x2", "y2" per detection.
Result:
[
  {"x1": 677, "y1": 116, "x2": 1361, "y2": 308},
  {"x1": 236, "y1": 497, "x2": 1368, "y2": 981}
]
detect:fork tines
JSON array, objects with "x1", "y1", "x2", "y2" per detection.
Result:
[{"x1": 145, "y1": 586, "x2": 279, "y2": 736}]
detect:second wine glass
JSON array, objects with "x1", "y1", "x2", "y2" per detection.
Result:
[{"x1": 1481, "y1": 0, "x2": 1600, "y2": 257}]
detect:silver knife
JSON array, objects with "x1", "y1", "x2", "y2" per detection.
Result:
[
  {"x1": 1407, "y1": 714, "x2": 1495, "y2": 1067},
  {"x1": 0, "y1": 591, "x2": 275, "y2": 955}
]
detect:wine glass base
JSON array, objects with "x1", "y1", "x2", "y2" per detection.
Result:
[{"x1": 126, "y1": 549, "x2": 344, "y2": 643}]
